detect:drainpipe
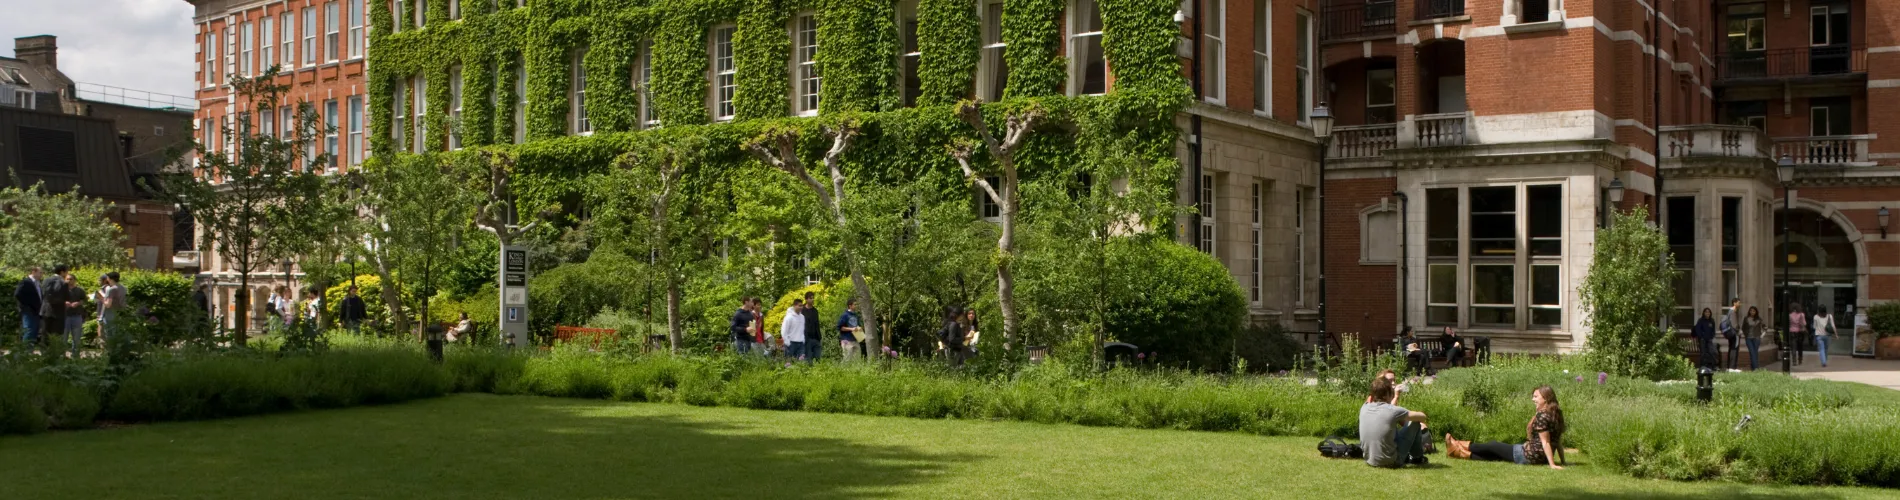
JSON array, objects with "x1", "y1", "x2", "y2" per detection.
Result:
[
  {"x1": 1651, "y1": 0, "x2": 1663, "y2": 219},
  {"x1": 1190, "y1": 0, "x2": 1203, "y2": 249},
  {"x1": 1394, "y1": 191, "x2": 1409, "y2": 331}
]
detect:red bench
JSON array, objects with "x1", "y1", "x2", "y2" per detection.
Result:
[{"x1": 552, "y1": 326, "x2": 619, "y2": 349}]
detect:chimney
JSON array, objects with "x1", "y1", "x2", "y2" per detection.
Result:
[{"x1": 15, "y1": 35, "x2": 57, "y2": 71}]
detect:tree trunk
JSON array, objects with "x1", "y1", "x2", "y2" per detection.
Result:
[
  {"x1": 374, "y1": 252, "x2": 408, "y2": 336},
  {"x1": 234, "y1": 272, "x2": 251, "y2": 346},
  {"x1": 997, "y1": 182, "x2": 1019, "y2": 352},
  {"x1": 665, "y1": 278, "x2": 682, "y2": 352}
]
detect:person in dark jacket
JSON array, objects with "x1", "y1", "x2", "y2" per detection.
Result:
[
  {"x1": 340, "y1": 286, "x2": 369, "y2": 333},
  {"x1": 1440, "y1": 327, "x2": 1466, "y2": 368},
  {"x1": 1398, "y1": 327, "x2": 1430, "y2": 377},
  {"x1": 801, "y1": 291, "x2": 823, "y2": 362},
  {"x1": 14, "y1": 266, "x2": 44, "y2": 345},
  {"x1": 937, "y1": 306, "x2": 965, "y2": 367},
  {"x1": 729, "y1": 297, "x2": 755, "y2": 354},
  {"x1": 39, "y1": 265, "x2": 70, "y2": 341},
  {"x1": 1692, "y1": 308, "x2": 1718, "y2": 370},
  {"x1": 64, "y1": 271, "x2": 88, "y2": 356}
]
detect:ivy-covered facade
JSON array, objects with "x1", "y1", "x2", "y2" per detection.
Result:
[{"x1": 366, "y1": 0, "x2": 1327, "y2": 334}]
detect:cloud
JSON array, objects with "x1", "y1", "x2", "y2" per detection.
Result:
[{"x1": 0, "y1": 0, "x2": 195, "y2": 99}]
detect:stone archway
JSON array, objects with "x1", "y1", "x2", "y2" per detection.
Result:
[{"x1": 1774, "y1": 197, "x2": 1868, "y2": 316}]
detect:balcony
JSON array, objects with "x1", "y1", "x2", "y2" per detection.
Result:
[
  {"x1": 1414, "y1": 0, "x2": 1464, "y2": 20},
  {"x1": 1411, "y1": 112, "x2": 1467, "y2": 148},
  {"x1": 1773, "y1": 136, "x2": 1875, "y2": 166},
  {"x1": 1715, "y1": 46, "x2": 1866, "y2": 83},
  {"x1": 1662, "y1": 125, "x2": 1769, "y2": 159},
  {"x1": 1330, "y1": 123, "x2": 1398, "y2": 158},
  {"x1": 1321, "y1": 1, "x2": 1395, "y2": 41}
]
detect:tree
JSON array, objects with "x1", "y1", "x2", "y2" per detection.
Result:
[
  {"x1": 0, "y1": 178, "x2": 129, "y2": 270},
  {"x1": 356, "y1": 153, "x2": 474, "y2": 339},
  {"x1": 743, "y1": 118, "x2": 884, "y2": 355},
  {"x1": 469, "y1": 151, "x2": 549, "y2": 345},
  {"x1": 162, "y1": 67, "x2": 332, "y2": 346},
  {"x1": 608, "y1": 135, "x2": 713, "y2": 352},
  {"x1": 949, "y1": 101, "x2": 1044, "y2": 351},
  {"x1": 1580, "y1": 206, "x2": 1683, "y2": 380}
]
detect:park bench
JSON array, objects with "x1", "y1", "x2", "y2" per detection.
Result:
[
  {"x1": 1395, "y1": 336, "x2": 1492, "y2": 370},
  {"x1": 552, "y1": 326, "x2": 619, "y2": 349}
]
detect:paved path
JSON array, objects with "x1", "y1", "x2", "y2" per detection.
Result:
[{"x1": 1788, "y1": 354, "x2": 1900, "y2": 391}]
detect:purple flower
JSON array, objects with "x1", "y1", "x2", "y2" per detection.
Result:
[
  {"x1": 1598, "y1": 372, "x2": 1608, "y2": 385},
  {"x1": 1575, "y1": 375, "x2": 1584, "y2": 383},
  {"x1": 1137, "y1": 353, "x2": 1146, "y2": 360},
  {"x1": 784, "y1": 362, "x2": 793, "y2": 368}
]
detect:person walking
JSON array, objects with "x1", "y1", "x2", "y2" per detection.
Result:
[
  {"x1": 780, "y1": 298, "x2": 807, "y2": 361},
  {"x1": 340, "y1": 286, "x2": 368, "y2": 334},
  {"x1": 1741, "y1": 306, "x2": 1765, "y2": 371},
  {"x1": 38, "y1": 265, "x2": 70, "y2": 346},
  {"x1": 1787, "y1": 303, "x2": 1807, "y2": 366},
  {"x1": 837, "y1": 299, "x2": 863, "y2": 363},
  {"x1": 1692, "y1": 308, "x2": 1718, "y2": 370},
  {"x1": 303, "y1": 286, "x2": 323, "y2": 326},
  {"x1": 99, "y1": 273, "x2": 128, "y2": 353},
  {"x1": 1719, "y1": 299, "x2": 1741, "y2": 370},
  {"x1": 14, "y1": 266, "x2": 44, "y2": 346},
  {"x1": 729, "y1": 296, "x2": 755, "y2": 354},
  {"x1": 750, "y1": 298, "x2": 770, "y2": 357},
  {"x1": 266, "y1": 285, "x2": 288, "y2": 332},
  {"x1": 802, "y1": 292, "x2": 823, "y2": 362},
  {"x1": 1812, "y1": 307, "x2": 1836, "y2": 368}
]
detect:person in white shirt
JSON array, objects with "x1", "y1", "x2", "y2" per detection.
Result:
[
  {"x1": 780, "y1": 299, "x2": 807, "y2": 360},
  {"x1": 1812, "y1": 307, "x2": 1837, "y2": 368}
]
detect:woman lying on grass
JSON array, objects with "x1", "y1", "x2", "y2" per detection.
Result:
[{"x1": 1444, "y1": 385, "x2": 1566, "y2": 470}]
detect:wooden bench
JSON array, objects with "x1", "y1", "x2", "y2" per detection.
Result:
[
  {"x1": 552, "y1": 326, "x2": 619, "y2": 349},
  {"x1": 1394, "y1": 336, "x2": 1490, "y2": 372}
]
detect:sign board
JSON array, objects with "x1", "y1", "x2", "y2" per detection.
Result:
[{"x1": 500, "y1": 245, "x2": 531, "y2": 348}]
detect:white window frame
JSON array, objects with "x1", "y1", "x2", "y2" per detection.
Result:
[
  {"x1": 324, "y1": 99, "x2": 339, "y2": 171},
  {"x1": 636, "y1": 39, "x2": 657, "y2": 128},
  {"x1": 1253, "y1": 0, "x2": 1271, "y2": 116},
  {"x1": 417, "y1": 0, "x2": 428, "y2": 28},
  {"x1": 1428, "y1": 263, "x2": 1458, "y2": 325},
  {"x1": 349, "y1": 95, "x2": 364, "y2": 164},
  {"x1": 393, "y1": 82, "x2": 407, "y2": 148},
  {"x1": 450, "y1": 0, "x2": 461, "y2": 20},
  {"x1": 350, "y1": 0, "x2": 365, "y2": 58},
  {"x1": 450, "y1": 65, "x2": 465, "y2": 148},
  {"x1": 1199, "y1": 174, "x2": 1217, "y2": 255},
  {"x1": 203, "y1": 29, "x2": 217, "y2": 88},
  {"x1": 979, "y1": 176, "x2": 1003, "y2": 221},
  {"x1": 1068, "y1": 0, "x2": 1106, "y2": 96},
  {"x1": 1367, "y1": 68, "x2": 1395, "y2": 123},
  {"x1": 898, "y1": 0, "x2": 921, "y2": 107},
  {"x1": 710, "y1": 25, "x2": 737, "y2": 122},
  {"x1": 571, "y1": 49, "x2": 591, "y2": 135},
  {"x1": 514, "y1": 57, "x2": 527, "y2": 143},
  {"x1": 413, "y1": 75, "x2": 428, "y2": 153},
  {"x1": 1295, "y1": 11, "x2": 1313, "y2": 123},
  {"x1": 260, "y1": 17, "x2": 275, "y2": 72},
  {"x1": 1250, "y1": 181, "x2": 1263, "y2": 305},
  {"x1": 325, "y1": 2, "x2": 340, "y2": 63},
  {"x1": 793, "y1": 13, "x2": 821, "y2": 116},
  {"x1": 280, "y1": 13, "x2": 294, "y2": 69},
  {"x1": 261, "y1": 108, "x2": 277, "y2": 138},
  {"x1": 280, "y1": 105, "x2": 293, "y2": 141},
  {"x1": 302, "y1": 7, "x2": 317, "y2": 65},
  {"x1": 1810, "y1": 106, "x2": 1832, "y2": 136},
  {"x1": 1202, "y1": 0, "x2": 1225, "y2": 104},
  {"x1": 240, "y1": 22, "x2": 253, "y2": 77},
  {"x1": 978, "y1": 0, "x2": 1007, "y2": 101},
  {"x1": 224, "y1": 24, "x2": 236, "y2": 83}
]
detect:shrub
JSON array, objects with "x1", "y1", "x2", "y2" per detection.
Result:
[
  {"x1": 1580, "y1": 207, "x2": 1684, "y2": 380},
  {"x1": 1868, "y1": 301, "x2": 1900, "y2": 338},
  {"x1": 1102, "y1": 239, "x2": 1247, "y2": 370},
  {"x1": 103, "y1": 347, "x2": 450, "y2": 422},
  {"x1": 1, "y1": 268, "x2": 201, "y2": 350},
  {"x1": 0, "y1": 367, "x2": 99, "y2": 434}
]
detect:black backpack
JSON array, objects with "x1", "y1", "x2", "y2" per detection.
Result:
[{"x1": 1318, "y1": 436, "x2": 1364, "y2": 459}]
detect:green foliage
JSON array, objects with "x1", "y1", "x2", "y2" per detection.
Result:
[
  {"x1": 915, "y1": 0, "x2": 978, "y2": 106},
  {"x1": 0, "y1": 269, "x2": 204, "y2": 350},
  {"x1": 1100, "y1": 239, "x2": 1248, "y2": 369},
  {"x1": 0, "y1": 366, "x2": 99, "y2": 434},
  {"x1": 0, "y1": 180, "x2": 130, "y2": 270},
  {"x1": 1868, "y1": 302, "x2": 1900, "y2": 338},
  {"x1": 527, "y1": 250, "x2": 651, "y2": 339},
  {"x1": 324, "y1": 275, "x2": 388, "y2": 328},
  {"x1": 1581, "y1": 207, "x2": 1685, "y2": 380},
  {"x1": 1001, "y1": 0, "x2": 1064, "y2": 98},
  {"x1": 103, "y1": 348, "x2": 451, "y2": 422}
]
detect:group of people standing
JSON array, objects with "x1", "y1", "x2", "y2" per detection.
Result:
[
  {"x1": 12, "y1": 266, "x2": 127, "y2": 356},
  {"x1": 728, "y1": 291, "x2": 865, "y2": 362},
  {"x1": 1693, "y1": 299, "x2": 1844, "y2": 371}
]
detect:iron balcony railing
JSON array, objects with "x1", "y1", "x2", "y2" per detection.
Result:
[
  {"x1": 1415, "y1": 0, "x2": 1464, "y2": 20},
  {"x1": 1716, "y1": 46, "x2": 1866, "y2": 81},
  {"x1": 1321, "y1": 1, "x2": 1395, "y2": 40}
]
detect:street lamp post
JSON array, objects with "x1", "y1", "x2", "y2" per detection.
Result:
[
  {"x1": 1605, "y1": 178, "x2": 1625, "y2": 227},
  {"x1": 1311, "y1": 103, "x2": 1334, "y2": 343},
  {"x1": 1778, "y1": 155, "x2": 1795, "y2": 374}
]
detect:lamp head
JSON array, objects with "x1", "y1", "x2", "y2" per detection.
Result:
[
  {"x1": 1310, "y1": 102, "x2": 1334, "y2": 140},
  {"x1": 1607, "y1": 178, "x2": 1625, "y2": 204}
]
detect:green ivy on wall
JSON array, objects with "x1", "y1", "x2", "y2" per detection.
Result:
[{"x1": 915, "y1": 0, "x2": 978, "y2": 106}]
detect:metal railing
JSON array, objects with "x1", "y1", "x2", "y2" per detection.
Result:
[
  {"x1": 1330, "y1": 123, "x2": 1398, "y2": 158},
  {"x1": 1415, "y1": 0, "x2": 1464, "y2": 20},
  {"x1": 1413, "y1": 112, "x2": 1467, "y2": 148},
  {"x1": 73, "y1": 82, "x2": 198, "y2": 111},
  {"x1": 1715, "y1": 46, "x2": 1866, "y2": 81},
  {"x1": 1773, "y1": 136, "x2": 1873, "y2": 165},
  {"x1": 1321, "y1": 1, "x2": 1395, "y2": 40}
]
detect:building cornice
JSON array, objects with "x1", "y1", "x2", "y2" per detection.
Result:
[
  {"x1": 1385, "y1": 140, "x2": 1628, "y2": 172},
  {"x1": 1184, "y1": 103, "x2": 1319, "y2": 145}
]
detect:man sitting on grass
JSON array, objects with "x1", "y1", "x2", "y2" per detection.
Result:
[{"x1": 1360, "y1": 376, "x2": 1430, "y2": 468}]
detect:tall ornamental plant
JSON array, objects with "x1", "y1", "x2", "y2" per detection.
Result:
[{"x1": 1579, "y1": 206, "x2": 1684, "y2": 380}]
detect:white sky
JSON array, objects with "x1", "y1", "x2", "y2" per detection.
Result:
[{"x1": 1, "y1": 0, "x2": 197, "y2": 99}]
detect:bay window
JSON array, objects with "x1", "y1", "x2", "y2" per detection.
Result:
[{"x1": 1422, "y1": 184, "x2": 1566, "y2": 329}]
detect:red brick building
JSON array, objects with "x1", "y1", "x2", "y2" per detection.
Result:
[
  {"x1": 186, "y1": 0, "x2": 372, "y2": 327},
  {"x1": 1317, "y1": 0, "x2": 1900, "y2": 355}
]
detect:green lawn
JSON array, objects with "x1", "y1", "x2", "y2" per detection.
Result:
[{"x1": 0, "y1": 394, "x2": 1888, "y2": 499}]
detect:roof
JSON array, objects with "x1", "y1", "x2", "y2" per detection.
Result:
[
  {"x1": 0, "y1": 105, "x2": 142, "y2": 200},
  {"x1": 0, "y1": 56, "x2": 62, "y2": 94}
]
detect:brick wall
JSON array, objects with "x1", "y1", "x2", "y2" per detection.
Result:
[
  {"x1": 194, "y1": 0, "x2": 371, "y2": 173},
  {"x1": 1323, "y1": 176, "x2": 1398, "y2": 347}
]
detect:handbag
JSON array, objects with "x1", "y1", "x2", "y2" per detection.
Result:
[{"x1": 1318, "y1": 436, "x2": 1364, "y2": 459}]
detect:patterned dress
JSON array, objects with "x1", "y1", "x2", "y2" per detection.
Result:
[{"x1": 1521, "y1": 411, "x2": 1562, "y2": 465}]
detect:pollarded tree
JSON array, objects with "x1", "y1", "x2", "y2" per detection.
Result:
[
  {"x1": 606, "y1": 134, "x2": 715, "y2": 352},
  {"x1": 949, "y1": 100, "x2": 1045, "y2": 351},
  {"x1": 162, "y1": 66, "x2": 333, "y2": 345},
  {"x1": 742, "y1": 118, "x2": 884, "y2": 355},
  {"x1": 1580, "y1": 206, "x2": 1683, "y2": 380},
  {"x1": 355, "y1": 152, "x2": 475, "y2": 339}
]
